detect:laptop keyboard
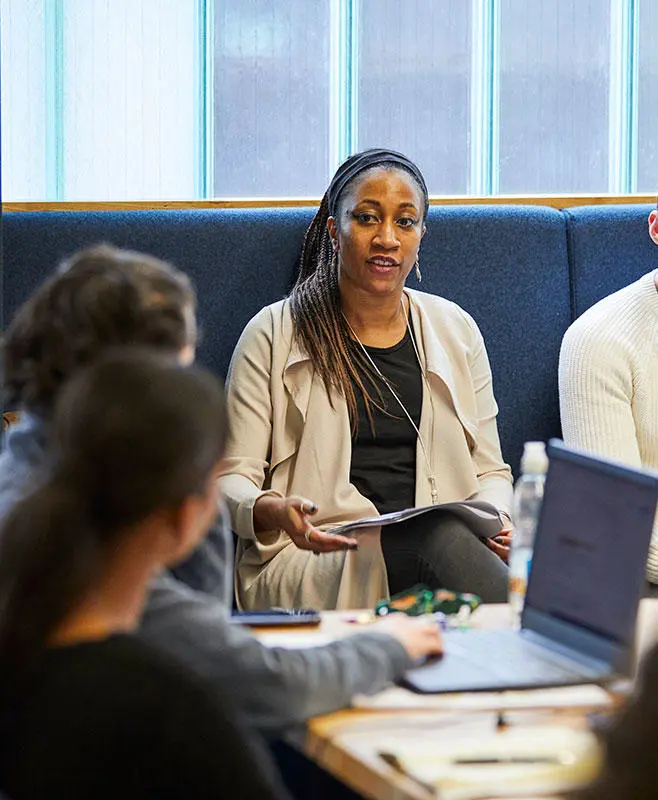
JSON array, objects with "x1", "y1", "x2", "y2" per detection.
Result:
[{"x1": 443, "y1": 629, "x2": 597, "y2": 684}]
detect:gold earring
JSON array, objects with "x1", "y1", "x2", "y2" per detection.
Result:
[{"x1": 415, "y1": 256, "x2": 422, "y2": 283}]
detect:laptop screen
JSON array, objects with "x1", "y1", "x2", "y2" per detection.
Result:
[{"x1": 524, "y1": 441, "x2": 658, "y2": 646}]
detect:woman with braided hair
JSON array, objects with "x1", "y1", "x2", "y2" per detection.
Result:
[{"x1": 220, "y1": 149, "x2": 513, "y2": 611}]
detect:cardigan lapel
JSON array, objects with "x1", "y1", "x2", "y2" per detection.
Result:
[
  {"x1": 407, "y1": 290, "x2": 478, "y2": 443},
  {"x1": 282, "y1": 319, "x2": 314, "y2": 423}
]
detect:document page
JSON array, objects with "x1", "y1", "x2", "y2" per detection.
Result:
[{"x1": 327, "y1": 500, "x2": 504, "y2": 540}]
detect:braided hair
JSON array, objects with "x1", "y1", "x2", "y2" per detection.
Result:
[{"x1": 289, "y1": 149, "x2": 429, "y2": 431}]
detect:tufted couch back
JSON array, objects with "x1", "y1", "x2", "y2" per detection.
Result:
[{"x1": 4, "y1": 203, "x2": 656, "y2": 476}]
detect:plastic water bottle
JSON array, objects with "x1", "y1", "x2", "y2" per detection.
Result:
[{"x1": 508, "y1": 441, "x2": 548, "y2": 628}]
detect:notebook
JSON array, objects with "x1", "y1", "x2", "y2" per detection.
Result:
[{"x1": 403, "y1": 439, "x2": 658, "y2": 694}]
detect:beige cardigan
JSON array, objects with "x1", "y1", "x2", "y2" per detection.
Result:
[{"x1": 220, "y1": 289, "x2": 513, "y2": 610}]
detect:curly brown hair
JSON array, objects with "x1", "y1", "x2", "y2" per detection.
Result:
[
  {"x1": 2, "y1": 244, "x2": 196, "y2": 415},
  {"x1": 0, "y1": 350, "x2": 226, "y2": 677}
]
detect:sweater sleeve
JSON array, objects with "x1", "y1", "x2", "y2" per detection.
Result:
[
  {"x1": 559, "y1": 318, "x2": 658, "y2": 582},
  {"x1": 559, "y1": 321, "x2": 641, "y2": 466},
  {"x1": 139, "y1": 572, "x2": 410, "y2": 736}
]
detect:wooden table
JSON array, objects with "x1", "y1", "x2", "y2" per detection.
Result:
[{"x1": 256, "y1": 600, "x2": 658, "y2": 800}]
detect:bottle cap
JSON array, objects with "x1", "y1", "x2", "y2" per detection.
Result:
[{"x1": 521, "y1": 441, "x2": 548, "y2": 475}]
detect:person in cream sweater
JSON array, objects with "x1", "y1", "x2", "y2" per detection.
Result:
[{"x1": 559, "y1": 209, "x2": 658, "y2": 585}]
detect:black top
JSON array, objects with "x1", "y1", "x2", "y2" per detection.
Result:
[
  {"x1": 0, "y1": 635, "x2": 289, "y2": 800},
  {"x1": 349, "y1": 325, "x2": 423, "y2": 515}
]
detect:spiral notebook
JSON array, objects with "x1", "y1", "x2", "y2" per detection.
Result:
[{"x1": 326, "y1": 500, "x2": 505, "y2": 540}]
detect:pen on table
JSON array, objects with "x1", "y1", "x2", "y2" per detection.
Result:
[
  {"x1": 379, "y1": 752, "x2": 404, "y2": 772},
  {"x1": 379, "y1": 751, "x2": 563, "y2": 772},
  {"x1": 453, "y1": 756, "x2": 562, "y2": 765}
]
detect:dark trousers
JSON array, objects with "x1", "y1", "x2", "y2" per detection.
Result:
[{"x1": 381, "y1": 513, "x2": 509, "y2": 603}]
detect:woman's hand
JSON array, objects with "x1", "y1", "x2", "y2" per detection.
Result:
[
  {"x1": 485, "y1": 515, "x2": 513, "y2": 564},
  {"x1": 371, "y1": 613, "x2": 443, "y2": 661},
  {"x1": 253, "y1": 495, "x2": 357, "y2": 554}
]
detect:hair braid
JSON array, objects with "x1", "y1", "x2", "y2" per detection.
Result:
[
  {"x1": 290, "y1": 150, "x2": 428, "y2": 432},
  {"x1": 290, "y1": 193, "x2": 385, "y2": 432}
]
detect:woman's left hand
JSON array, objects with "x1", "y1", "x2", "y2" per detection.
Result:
[{"x1": 485, "y1": 520, "x2": 513, "y2": 564}]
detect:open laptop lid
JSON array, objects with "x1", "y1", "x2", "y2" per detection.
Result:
[{"x1": 522, "y1": 439, "x2": 658, "y2": 672}]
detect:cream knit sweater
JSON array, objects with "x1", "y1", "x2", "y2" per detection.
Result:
[{"x1": 559, "y1": 270, "x2": 658, "y2": 582}]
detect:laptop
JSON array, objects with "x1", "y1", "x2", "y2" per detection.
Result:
[{"x1": 402, "y1": 439, "x2": 658, "y2": 694}]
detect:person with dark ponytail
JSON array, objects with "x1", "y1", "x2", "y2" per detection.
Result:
[
  {"x1": 221, "y1": 148, "x2": 513, "y2": 611},
  {"x1": 0, "y1": 351, "x2": 289, "y2": 799}
]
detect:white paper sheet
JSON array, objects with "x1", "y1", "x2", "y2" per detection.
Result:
[{"x1": 353, "y1": 683, "x2": 612, "y2": 711}]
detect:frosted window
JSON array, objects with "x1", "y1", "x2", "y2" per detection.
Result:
[
  {"x1": 637, "y1": 0, "x2": 658, "y2": 193},
  {"x1": 1, "y1": 0, "x2": 655, "y2": 201},
  {"x1": 212, "y1": 0, "x2": 331, "y2": 196},
  {"x1": 498, "y1": 0, "x2": 612, "y2": 194},
  {"x1": 62, "y1": 0, "x2": 197, "y2": 200},
  {"x1": 356, "y1": 0, "x2": 471, "y2": 195},
  {"x1": 1, "y1": 0, "x2": 48, "y2": 201}
]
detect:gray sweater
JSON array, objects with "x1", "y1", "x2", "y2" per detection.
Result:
[{"x1": 0, "y1": 414, "x2": 410, "y2": 735}]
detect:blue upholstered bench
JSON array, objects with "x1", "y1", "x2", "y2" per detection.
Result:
[{"x1": 4, "y1": 203, "x2": 656, "y2": 476}]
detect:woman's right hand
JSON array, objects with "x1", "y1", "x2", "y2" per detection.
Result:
[
  {"x1": 371, "y1": 614, "x2": 444, "y2": 661},
  {"x1": 253, "y1": 495, "x2": 358, "y2": 554}
]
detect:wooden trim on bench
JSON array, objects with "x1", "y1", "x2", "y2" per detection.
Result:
[{"x1": 3, "y1": 194, "x2": 657, "y2": 213}]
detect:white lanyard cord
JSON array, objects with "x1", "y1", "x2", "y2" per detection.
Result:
[{"x1": 342, "y1": 300, "x2": 439, "y2": 505}]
